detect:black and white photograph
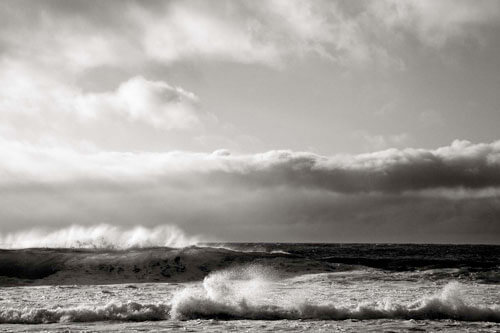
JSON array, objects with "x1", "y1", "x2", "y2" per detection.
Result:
[{"x1": 0, "y1": 0, "x2": 500, "y2": 332}]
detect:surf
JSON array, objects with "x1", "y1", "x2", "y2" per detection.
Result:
[{"x1": 1, "y1": 268, "x2": 499, "y2": 324}]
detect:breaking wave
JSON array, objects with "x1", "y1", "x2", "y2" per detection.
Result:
[
  {"x1": 170, "y1": 268, "x2": 500, "y2": 322},
  {"x1": 1, "y1": 275, "x2": 499, "y2": 323},
  {"x1": 0, "y1": 224, "x2": 200, "y2": 249}
]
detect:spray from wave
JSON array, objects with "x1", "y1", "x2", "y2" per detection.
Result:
[
  {"x1": 0, "y1": 224, "x2": 201, "y2": 249},
  {"x1": 170, "y1": 267, "x2": 500, "y2": 322},
  {"x1": 170, "y1": 265, "x2": 278, "y2": 320}
]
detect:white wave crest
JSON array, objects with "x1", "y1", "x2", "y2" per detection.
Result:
[{"x1": 0, "y1": 224, "x2": 200, "y2": 249}]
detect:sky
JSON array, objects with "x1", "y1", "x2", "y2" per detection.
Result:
[{"x1": 0, "y1": 0, "x2": 500, "y2": 244}]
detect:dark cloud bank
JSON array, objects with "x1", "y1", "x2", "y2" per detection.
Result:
[
  {"x1": 0, "y1": 140, "x2": 499, "y2": 244},
  {"x1": 207, "y1": 141, "x2": 500, "y2": 193}
]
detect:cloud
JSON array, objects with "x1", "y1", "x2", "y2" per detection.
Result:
[
  {"x1": 77, "y1": 76, "x2": 203, "y2": 130},
  {"x1": 2, "y1": 0, "x2": 498, "y2": 71},
  {"x1": 0, "y1": 0, "x2": 148, "y2": 72},
  {"x1": 0, "y1": 62, "x2": 203, "y2": 130},
  {"x1": 0, "y1": 0, "x2": 498, "y2": 152},
  {"x1": 0, "y1": 56, "x2": 261, "y2": 153},
  {"x1": 1, "y1": 1, "x2": 500, "y2": 243},
  {"x1": 1, "y1": 138, "x2": 499, "y2": 193},
  {"x1": 370, "y1": 0, "x2": 500, "y2": 47},
  {"x1": 0, "y1": 138, "x2": 499, "y2": 243},
  {"x1": 0, "y1": 61, "x2": 216, "y2": 151},
  {"x1": 138, "y1": 0, "x2": 500, "y2": 67},
  {"x1": 136, "y1": 0, "x2": 389, "y2": 67},
  {"x1": 138, "y1": 2, "x2": 281, "y2": 65}
]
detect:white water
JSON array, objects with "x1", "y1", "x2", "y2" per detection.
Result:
[
  {"x1": 1, "y1": 265, "x2": 499, "y2": 331},
  {"x1": 170, "y1": 266, "x2": 500, "y2": 321}
]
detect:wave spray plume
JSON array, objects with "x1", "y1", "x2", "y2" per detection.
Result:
[{"x1": 0, "y1": 224, "x2": 200, "y2": 249}]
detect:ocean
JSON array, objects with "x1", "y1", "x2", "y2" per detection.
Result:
[{"x1": 0, "y1": 243, "x2": 499, "y2": 332}]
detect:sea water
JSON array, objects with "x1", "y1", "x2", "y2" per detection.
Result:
[{"x1": 0, "y1": 244, "x2": 499, "y2": 332}]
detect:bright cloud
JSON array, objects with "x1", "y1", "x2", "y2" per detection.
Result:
[
  {"x1": 0, "y1": 65, "x2": 208, "y2": 144},
  {"x1": 2, "y1": 0, "x2": 498, "y2": 71},
  {"x1": 77, "y1": 76, "x2": 203, "y2": 130}
]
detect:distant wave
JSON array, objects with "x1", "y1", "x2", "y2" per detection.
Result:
[
  {"x1": 0, "y1": 224, "x2": 201, "y2": 249},
  {"x1": 200, "y1": 244, "x2": 292, "y2": 255},
  {"x1": 1, "y1": 246, "x2": 498, "y2": 286},
  {"x1": 0, "y1": 246, "x2": 336, "y2": 285}
]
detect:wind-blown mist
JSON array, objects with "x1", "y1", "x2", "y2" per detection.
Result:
[{"x1": 0, "y1": 224, "x2": 201, "y2": 249}]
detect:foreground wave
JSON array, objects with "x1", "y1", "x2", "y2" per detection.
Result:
[
  {"x1": 171, "y1": 268, "x2": 500, "y2": 322},
  {"x1": 171, "y1": 284, "x2": 500, "y2": 322},
  {"x1": 1, "y1": 281, "x2": 499, "y2": 324}
]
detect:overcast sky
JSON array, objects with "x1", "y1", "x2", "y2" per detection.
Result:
[{"x1": 1, "y1": 0, "x2": 499, "y2": 244}]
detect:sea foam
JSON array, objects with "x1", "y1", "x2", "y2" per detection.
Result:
[
  {"x1": 0, "y1": 302, "x2": 170, "y2": 324},
  {"x1": 1, "y1": 282, "x2": 499, "y2": 324},
  {"x1": 1, "y1": 267, "x2": 499, "y2": 324}
]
